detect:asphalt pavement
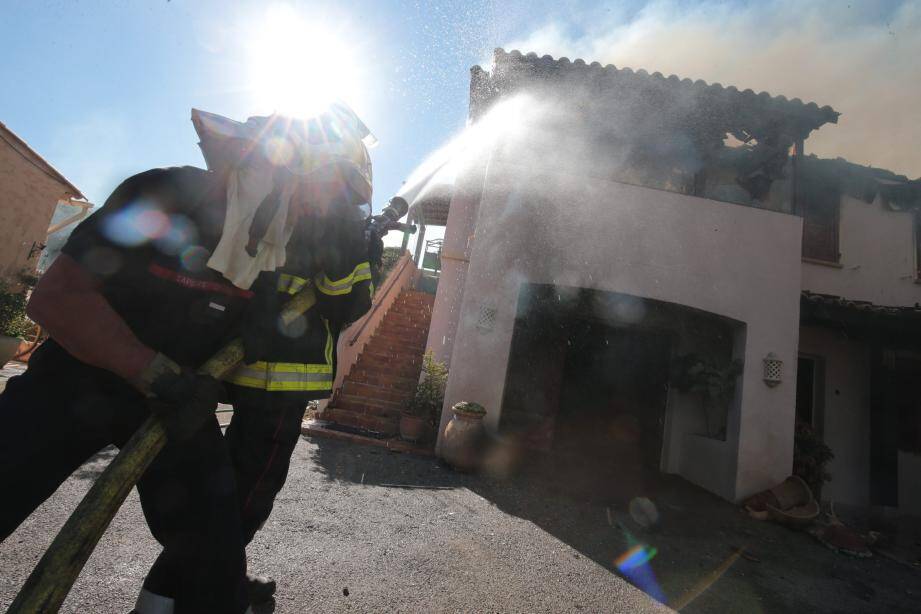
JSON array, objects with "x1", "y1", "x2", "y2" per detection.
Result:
[{"x1": 0, "y1": 435, "x2": 670, "y2": 613}]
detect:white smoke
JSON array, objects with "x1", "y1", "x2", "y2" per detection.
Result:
[{"x1": 503, "y1": 0, "x2": 921, "y2": 178}]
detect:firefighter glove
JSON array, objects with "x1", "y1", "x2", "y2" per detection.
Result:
[
  {"x1": 367, "y1": 229, "x2": 384, "y2": 288},
  {"x1": 144, "y1": 354, "x2": 223, "y2": 441}
]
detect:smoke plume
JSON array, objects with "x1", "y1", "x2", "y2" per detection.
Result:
[{"x1": 503, "y1": 0, "x2": 921, "y2": 178}]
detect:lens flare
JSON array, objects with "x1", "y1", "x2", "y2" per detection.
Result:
[
  {"x1": 614, "y1": 543, "x2": 666, "y2": 603},
  {"x1": 155, "y1": 215, "x2": 198, "y2": 256},
  {"x1": 611, "y1": 518, "x2": 667, "y2": 603},
  {"x1": 245, "y1": 5, "x2": 363, "y2": 118},
  {"x1": 180, "y1": 245, "x2": 210, "y2": 272},
  {"x1": 101, "y1": 201, "x2": 170, "y2": 247},
  {"x1": 263, "y1": 136, "x2": 296, "y2": 167},
  {"x1": 614, "y1": 544, "x2": 658, "y2": 571}
]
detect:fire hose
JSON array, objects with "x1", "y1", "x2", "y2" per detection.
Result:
[{"x1": 7, "y1": 197, "x2": 414, "y2": 614}]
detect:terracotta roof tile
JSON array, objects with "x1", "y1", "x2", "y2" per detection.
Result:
[{"x1": 478, "y1": 48, "x2": 839, "y2": 133}]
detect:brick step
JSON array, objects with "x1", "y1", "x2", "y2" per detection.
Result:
[
  {"x1": 381, "y1": 308, "x2": 430, "y2": 318},
  {"x1": 371, "y1": 328, "x2": 428, "y2": 342},
  {"x1": 345, "y1": 369, "x2": 418, "y2": 390},
  {"x1": 320, "y1": 287, "x2": 434, "y2": 436},
  {"x1": 355, "y1": 359, "x2": 422, "y2": 381},
  {"x1": 389, "y1": 314, "x2": 430, "y2": 322},
  {"x1": 365, "y1": 334, "x2": 426, "y2": 348},
  {"x1": 376, "y1": 322, "x2": 429, "y2": 334},
  {"x1": 360, "y1": 350, "x2": 423, "y2": 368},
  {"x1": 321, "y1": 407, "x2": 398, "y2": 435},
  {"x1": 372, "y1": 332, "x2": 428, "y2": 345},
  {"x1": 353, "y1": 360, "x2": 422, "y2": 381},
  {"x1": 391, "y1": 302, "x2": 432, "y2": 312},
  {"x1": 390, "y1": 300, "x2": 431, "y2": 309},
  {"x1": 389, "y1": 300, "x2": 431, "y2": 309},
  {"x1": 337, "y1": 394, "x2": 406, "y2": 415},
  {"x1": 332, "y1": 399, "x2": 399, "y2": 419},
  {"x1": 386, "y1": 312, "x2": 430, "y2": 322},
  {"x1": 381, "y1": 318, "x2": 429, "y2": 329},
  {"x1": 364, "y1": 339, "x2": 425, "y2": 356},
  {"x1": 403, "y1": 291, "x2": 434, "y2": 302},
  {"x1": 358, "y1": 344, "x2": 423, "y2": 367},
  {"x1": 341, "y1": 381, "x2": 414, "y2": 404},
  {"x1": 302, "y1": 420, "x2": 435, "y2": 456},
  {"x1": 376, "y1": 326, "x2": 430, "y2": 340}
]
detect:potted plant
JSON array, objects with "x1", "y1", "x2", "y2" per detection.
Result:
[
  {"x1": 441, "y1": 401, "x2": 487, "y2": 472},
  {"x1": 0, "y1": 280, "x2": 31, "y2": 368},
  {"x1": 670, "y1": 353, "x2": 743, "y2": 440},
  {"x1": 793, "y1": 422, "x2": 834, "y2": 500},
  {"x1": 401, "y1": 352, "x2": 448, "y2": 443}
]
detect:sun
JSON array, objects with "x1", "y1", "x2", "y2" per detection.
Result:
[{"x1": 245, "y1": 5, "x2": 363, "y2": 118}]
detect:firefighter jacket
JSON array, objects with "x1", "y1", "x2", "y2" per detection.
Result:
[
  {"x1": 223, "y1": 215, "x2": 379, "y2": 399},
  {"x1": 58, "y1": 166, "x2": 251, "y2": 372}
]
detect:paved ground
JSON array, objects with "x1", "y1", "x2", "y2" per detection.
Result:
[
  {"x1": 0, "y1": 389, "x2": 917, "y2": 613},
  {"x1": 0, "y1": 436, "x2": 670, "y2": 613},
  {"x1": 0, "y1": 360, "x2": 26, "y2": 394}
]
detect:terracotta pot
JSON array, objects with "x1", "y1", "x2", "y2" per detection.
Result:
[
  {"x1": 440, "y1": 402, "x2": 486, "y2": 472},
  {"x1": 399, "y1": 414, "x2": 428, "y2": 443},
  {"x1": 769, "y1": 475, "x2": 813, "y2": 509},
  {"x1": 0, "y1": 335, "x2": 22, "y2": 368}
]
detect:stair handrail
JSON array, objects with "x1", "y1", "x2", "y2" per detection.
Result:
[{"x1": 349, "y1": 251, "x2": 414, "y2": 347}]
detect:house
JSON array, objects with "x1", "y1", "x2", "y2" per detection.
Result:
[
  {"x1": 0, "y1": 121, "x2": 87, "y2": 285},
  {"x1": 319, "y1": 49, "x2": 921, "y2": 517},
  {"x1": 796, "y1": 156, "x2": 921, "y2": 514}
]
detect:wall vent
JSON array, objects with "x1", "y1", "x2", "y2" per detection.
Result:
[{"x1": 476, "y1": 305, "x2": 497, "y2": 333}]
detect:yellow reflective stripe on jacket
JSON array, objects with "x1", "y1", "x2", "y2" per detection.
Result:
[
  {"x1": 324, "y1": 318, "x2": 333, "y2": 366},
  {"x1": 315, "y1": 262, "x2": 372, "y2": 296},
  {"x1": 226, "y1": 361, "x2": 333, "y2": 392},
  {"x1": 277, "y1": 274, "x2": 310, "y2": 295}
]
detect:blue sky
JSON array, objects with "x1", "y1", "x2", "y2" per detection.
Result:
[
  {"x1": 0, "y1": 0, "x2": 641, "y2": 212},
  {"x1": 2, "y1": 0, "x2": 916, "y2": 224}
]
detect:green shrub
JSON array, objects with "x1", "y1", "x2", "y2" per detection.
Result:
[
  {"x1": 670, "y1": 353, "x2": 743, "y2": 439},
  {"x1": 793, "y1": 422, "x2": 834, "y2": 499},
  {"x1": 0, "y1": 280, "x2": 32, "y2": 338},
  {"x1": 380, "y1": 246, "x2": 403, "y2": 280},
  {"x1": 407, "y1": 351, "x2": 448, "y2": 426}
]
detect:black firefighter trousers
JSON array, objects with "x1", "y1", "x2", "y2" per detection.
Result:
[
  {"x1": 225, "y1": 386, "x2": 308, "y2": 545},
  {"x1": 0, "y1": 356, "x2": 249, "y2": 614}
]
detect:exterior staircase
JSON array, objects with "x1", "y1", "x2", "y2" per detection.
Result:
[{"x1": 321, "y1": 289, "x2": 435, "y2": 436}]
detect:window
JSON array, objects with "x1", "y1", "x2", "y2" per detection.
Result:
[
  {"x1": 795, "y1": 355, "x2": 824, "y2": 435},
  {"x1": 801, "y1": 195, "x2": 840, "y2": 262}
]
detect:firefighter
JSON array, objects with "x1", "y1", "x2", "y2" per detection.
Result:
[
  {"x1": 222, "y1": 131, "x2": 382, "y2": 604},
  {"x1": 0, "y1": 104, "x2": 376, "y2": 613}
]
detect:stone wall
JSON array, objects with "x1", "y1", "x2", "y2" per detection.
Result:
[{"x1": 0, "y1": 140, "x2": 71, "y2": 283}]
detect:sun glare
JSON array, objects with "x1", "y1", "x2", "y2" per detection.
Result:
[{"x1": 246, "y1": 5, "x2": 363, "y2": 118}]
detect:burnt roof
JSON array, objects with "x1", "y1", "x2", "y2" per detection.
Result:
[
  {"x1": 802, "y1": 291, "x2": 921, "y2": 316},
  {"x1": 799, "y1": 154, "x2": 921, "y2": 209},
  {"x1": 471, "y1": 49, "x2": 839, "y2": 140},
  {"x1": 800, "y1": 291, "x2": 921, "y2": 341}
]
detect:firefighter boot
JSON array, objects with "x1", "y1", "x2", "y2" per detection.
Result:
[{"x1": 246, "y1": 573, "x2": 277, "y2": 604}]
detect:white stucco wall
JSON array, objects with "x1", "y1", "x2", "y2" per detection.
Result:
[
  {"x1": 797, "y1": 326, "x2": 872, "y2": 507},
  {"x1": 801, "y1": 195, "x2": 921, "y2": 307},
  {"x1": 425, "y1": 157, "x2": 487, "y2": 367},
  {"x1": 437, "y1": 159, "x2": 804, "y2": 502}
]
